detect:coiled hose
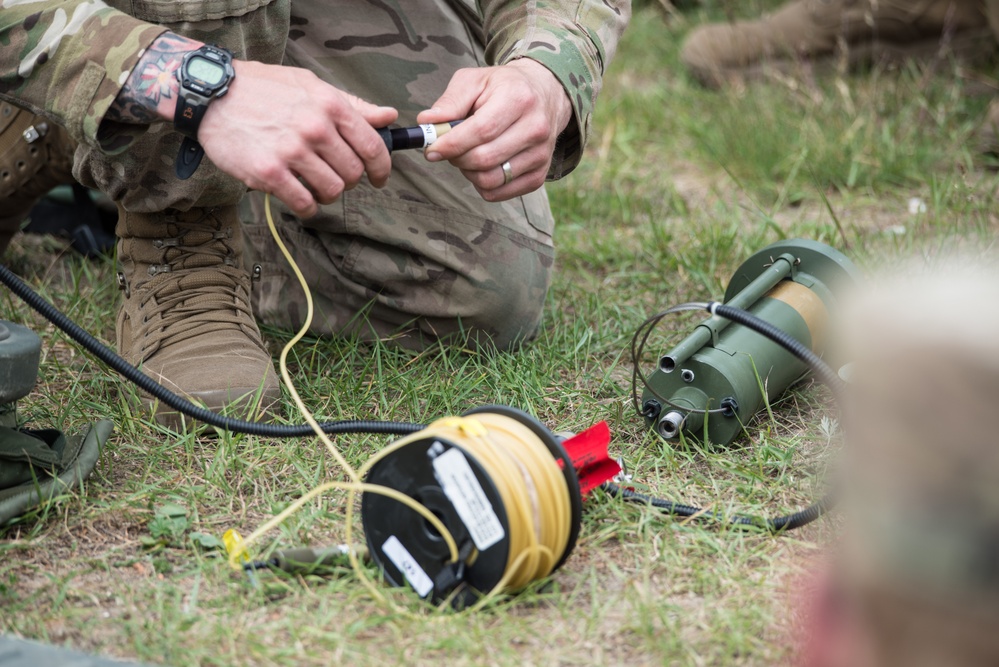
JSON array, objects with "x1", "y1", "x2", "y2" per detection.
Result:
[{"x1": 0, "y1": 262, "x2": 422, "y2": 437}]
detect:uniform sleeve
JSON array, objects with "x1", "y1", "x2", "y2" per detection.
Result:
[
  {"x1": 479, "y1": 0, "x2": 631, "y2": 179},
  {"x1": 0, "y1": 1, "x2": 166, "y2": 151}
]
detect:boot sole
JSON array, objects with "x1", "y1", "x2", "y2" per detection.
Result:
[
  {"x1": 141, "y1": 385, "x2": 283, "y2": 432},
  {"x1": 688, "y1": 28, "x2": 997, "y2": 89}
]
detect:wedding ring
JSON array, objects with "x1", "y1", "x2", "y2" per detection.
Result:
[{"x1": 501, "y1": 160, "x2": 514, "y2": 185}]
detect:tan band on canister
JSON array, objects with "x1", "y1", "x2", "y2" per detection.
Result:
[
  {"x1": 423, "y1": 122, "x2": 455, "y2": 156},
  {"x1": 766, "y1": 280, "x2": 829, "y2": 351}
]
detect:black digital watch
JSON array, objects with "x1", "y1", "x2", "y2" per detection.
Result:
[{"x1": 173, "y1": 45, "x2": 236, "y2": 179}]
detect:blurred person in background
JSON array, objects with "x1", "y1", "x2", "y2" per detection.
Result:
[
  {"x1": 803, "y1": 262, "x2": 999, "y2": 667},
  {"x1": 679, "y1": 0, "x2": 999, "y2": 154}
]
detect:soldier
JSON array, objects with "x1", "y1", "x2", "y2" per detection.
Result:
[
  {"x1": 680, "y1": 0, "x2": 992, "y2": 89},
  {"x1": 0, "y1": 1, "x2": 629, "y2": 427},
  {"x1": 804, "y1": 263, "x2": 999, "y2": 666}
]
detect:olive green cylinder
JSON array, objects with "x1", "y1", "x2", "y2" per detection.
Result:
[{"x1": 641, "y1": 239, "x2": 860, "y2": 446}]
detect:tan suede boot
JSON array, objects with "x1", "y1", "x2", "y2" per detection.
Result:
[
  {"x1": 0, "y1": 102, "x2": 76, "y2": 255},
  {"x1": 116, "y1": 205, "x2": 281, "y2": 428},
  {"x1": 682, "y1": 0, "x2": 992, "y2": 88}
]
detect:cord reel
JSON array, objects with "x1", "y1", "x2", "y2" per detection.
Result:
[{"x1": 361, "y1": 405, "x2": 585, "y2": 606}]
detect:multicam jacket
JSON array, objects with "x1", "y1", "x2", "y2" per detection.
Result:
[{"x1": 0, "y1": 0, "x2": 629, "y2": 177}]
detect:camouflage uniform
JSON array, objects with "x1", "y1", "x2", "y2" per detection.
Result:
[{"x1": 0, "y1": 0, "x2": 630, "y2": 350}]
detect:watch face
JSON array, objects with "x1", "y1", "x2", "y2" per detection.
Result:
[{"x1": 188, "y1": 56, "x2": 226, "y2": 86}]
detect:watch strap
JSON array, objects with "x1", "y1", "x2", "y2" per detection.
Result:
[
  {"x1": 174, "y1": 94, "x2": 209, "y2": 140},
  {"x1": 175, "y1": 137, "x2": 205, "y2": 180}
]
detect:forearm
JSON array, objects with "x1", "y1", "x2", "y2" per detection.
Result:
[
  {"x1": 0, "y1": 1, "x2": 166, "y2": 147},
  {"x1": 102, "y1": 33, "x2": 203, "y2": 128},
  {"x1": 478, "y1": 0, "x2": 631, "y2": 177}
]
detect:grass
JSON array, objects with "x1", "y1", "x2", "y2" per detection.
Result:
[{"x1": 3, "y1": 2, "x2": 999, "y2": 664}]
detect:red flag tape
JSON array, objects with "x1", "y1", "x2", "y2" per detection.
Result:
[{"x1": 561, "y1": 421, "x2": 620, "y2": 499}]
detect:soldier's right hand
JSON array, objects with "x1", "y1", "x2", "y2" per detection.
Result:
[{"x1": 198, "y1": 60, "x2": 397, "y2": 218}]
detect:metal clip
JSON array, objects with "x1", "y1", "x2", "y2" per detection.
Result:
[
  {"x1": 22, "y1": 122, "x2": 48, "y2": 144},
  {"x1": 612, "y1": 457, "x2": 632, "y2": 485},
  {"x1": 116, "y1": 271, "x2": 130, "y2": 298}
]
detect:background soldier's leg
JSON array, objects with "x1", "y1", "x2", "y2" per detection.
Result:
[{"x1": 244, "y1": 0, "x2": 554, "y2": 351}]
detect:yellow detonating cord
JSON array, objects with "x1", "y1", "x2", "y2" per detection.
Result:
[{"x1": 228, "y1": 194, "x2": 573, "y2": 612}]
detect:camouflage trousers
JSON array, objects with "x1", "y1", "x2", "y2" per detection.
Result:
[
  {"x1": 242, "y1": 0, "x2": 555, "y2": 350},
  {"x1": 65, "y1": 0, "x2": 553, "y2": 351}
]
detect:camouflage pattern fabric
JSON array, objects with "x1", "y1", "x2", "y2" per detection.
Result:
[
  {"x1": 0, "y1": 0, "x2": 628, "y2": 350},
  {"x1": 242, "y1": 1, "x2": 592, "y2": 349},
  {"x1": 479, "y1": 0, "x2": 630, "y2": 178},
  {"x1": 0, "y1": 1, "x2": 166, "y2": 151},
  {"x1": 1, "y1": 0, "x2": 291, "y2": 212}
]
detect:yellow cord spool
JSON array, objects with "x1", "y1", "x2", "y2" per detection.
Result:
[
  {"x1": 360, "y1": 405, "x2": 583, "y2": 606},
  {"x1": 240, "y1": 195, "x2": 581, "y2": 610}
]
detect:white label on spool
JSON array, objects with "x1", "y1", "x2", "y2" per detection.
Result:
[
  {"x1": 432, "y1": 446, "x2": 506, "y2": 551},
  {"x1": 382, "y1": 535, "x2": 434, "y2": 598}
]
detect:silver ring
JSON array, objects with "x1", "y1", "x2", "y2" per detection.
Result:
[{"x1": 501, "y1": 161, "x2": 514, "y2": 185}]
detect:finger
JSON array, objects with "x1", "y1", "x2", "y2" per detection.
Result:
[
  {"x1": 463, "y1": 151, "x2": 549, "y2": 203},
  {"x1": 345, "y1": 93, "x2": 398, "y2": 128},
  {"x1": 291, "y1": 152, "x2": 346, "y2": 205},
  {"x1": 458, "y1": 147, "x2": 552, "y2": 192},
  {"x1": 335, "y1": 93, "x2": 395, "y2": 187},
  {"x1": 447, "y1": 124, "x2": 552, "y2": 174},
  {"x1": 417, "y1": 69, "x2": 483, "y2": 125},
  {"x1": 424, "y1": 102, "x2": 520, "y2": 163},
  {"x1": 311, "y1": 133, "x2": 364, "y2": 193},
  {"x1": 270, "y1": 170, "x2": 319, "y2": 218}
]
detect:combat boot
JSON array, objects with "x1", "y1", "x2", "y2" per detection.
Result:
[
  {"x1": 116, "y1": 205, "x2": 281, "y2": 428},
  {"x1": 682, "y1": 0, "x2": 992, "y2": 88},
  {"x1": 0, "y1": 101, "x2": 76, "y2": 255}
]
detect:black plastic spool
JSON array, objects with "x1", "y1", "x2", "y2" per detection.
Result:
[{"x1": 360, "y1": 405, "x2": 583, "y2": 605}]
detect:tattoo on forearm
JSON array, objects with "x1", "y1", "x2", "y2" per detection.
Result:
[{"x1": 106, "y1": 32, "x2": 202, "y2": 124}]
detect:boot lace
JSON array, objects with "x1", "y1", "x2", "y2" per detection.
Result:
[{"x1": 132, "y1": 209, "x2": 266, "y2": 360}]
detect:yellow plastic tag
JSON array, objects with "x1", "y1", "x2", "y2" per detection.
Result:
[{"x1": 223, "y1": 529, "x2": 250, "y2": 570}]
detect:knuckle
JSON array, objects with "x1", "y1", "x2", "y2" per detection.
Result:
[
  {"x1": 525, "y1": 121, "x2": 550, "y2": 144},
  {"x1": 355, "y1": 133, "x2": 384, "y2": 161},
  {"x1": 255, "y1": 161, "x2": 284, "y2": 185},
  {"x1": 291, "y1": 192, "x2": 315, "y2": 215},
  {"x1": 321, "y1": 181, "x2": 344, "y2": 202},
  {"x1": 452, "y1": 68, "x2": 476, "y2": 83},
  {"x1": 509, "y1": 87, "x2": 534, "y2": 108},
  {"x1": 319, "y1": 91, "x2": 346, "y2": 117},
  {"x1": 299, "y1": 119, "x2": 329, "y2": 143},
  {"x1": 466, "y1": 147, "x2": 499, "y2": 171},
  {"x1": 342, "y1": 160, "x2": 364, "y2": 185}
]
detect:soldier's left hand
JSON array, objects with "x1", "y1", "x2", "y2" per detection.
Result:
[{"x1": 417, "y1": 60, "x2": 573, "y2": 202}]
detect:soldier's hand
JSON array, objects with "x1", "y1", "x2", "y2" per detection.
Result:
[
  {"x1": 199, "y1": 60, "x2": 397, "y2": 218},
  {"x1": 416, "y1": 60, "x2": 573, "y2": 202}
]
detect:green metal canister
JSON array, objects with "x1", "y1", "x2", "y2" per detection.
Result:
[{"x1": 642, "y1": 239, "x2": 860, "y2": 446}]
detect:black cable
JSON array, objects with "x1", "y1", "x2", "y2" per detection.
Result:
[
  {"x1": 599, "y1": 483, "x2": 833, "y2": 533},
  {"x1": 624, "y1": 300, "x2": 843, "y2": 531},
  {"x1": 708, "y1": 302, "x2": 845, "y2": 395},
  {"x1": 0, "y1": 262, "x2": 423, "y2": 437}
]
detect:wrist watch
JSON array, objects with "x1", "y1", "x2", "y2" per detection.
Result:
[{"x1": 173, "y1": 44, "x2": 236, "y2": 180}]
